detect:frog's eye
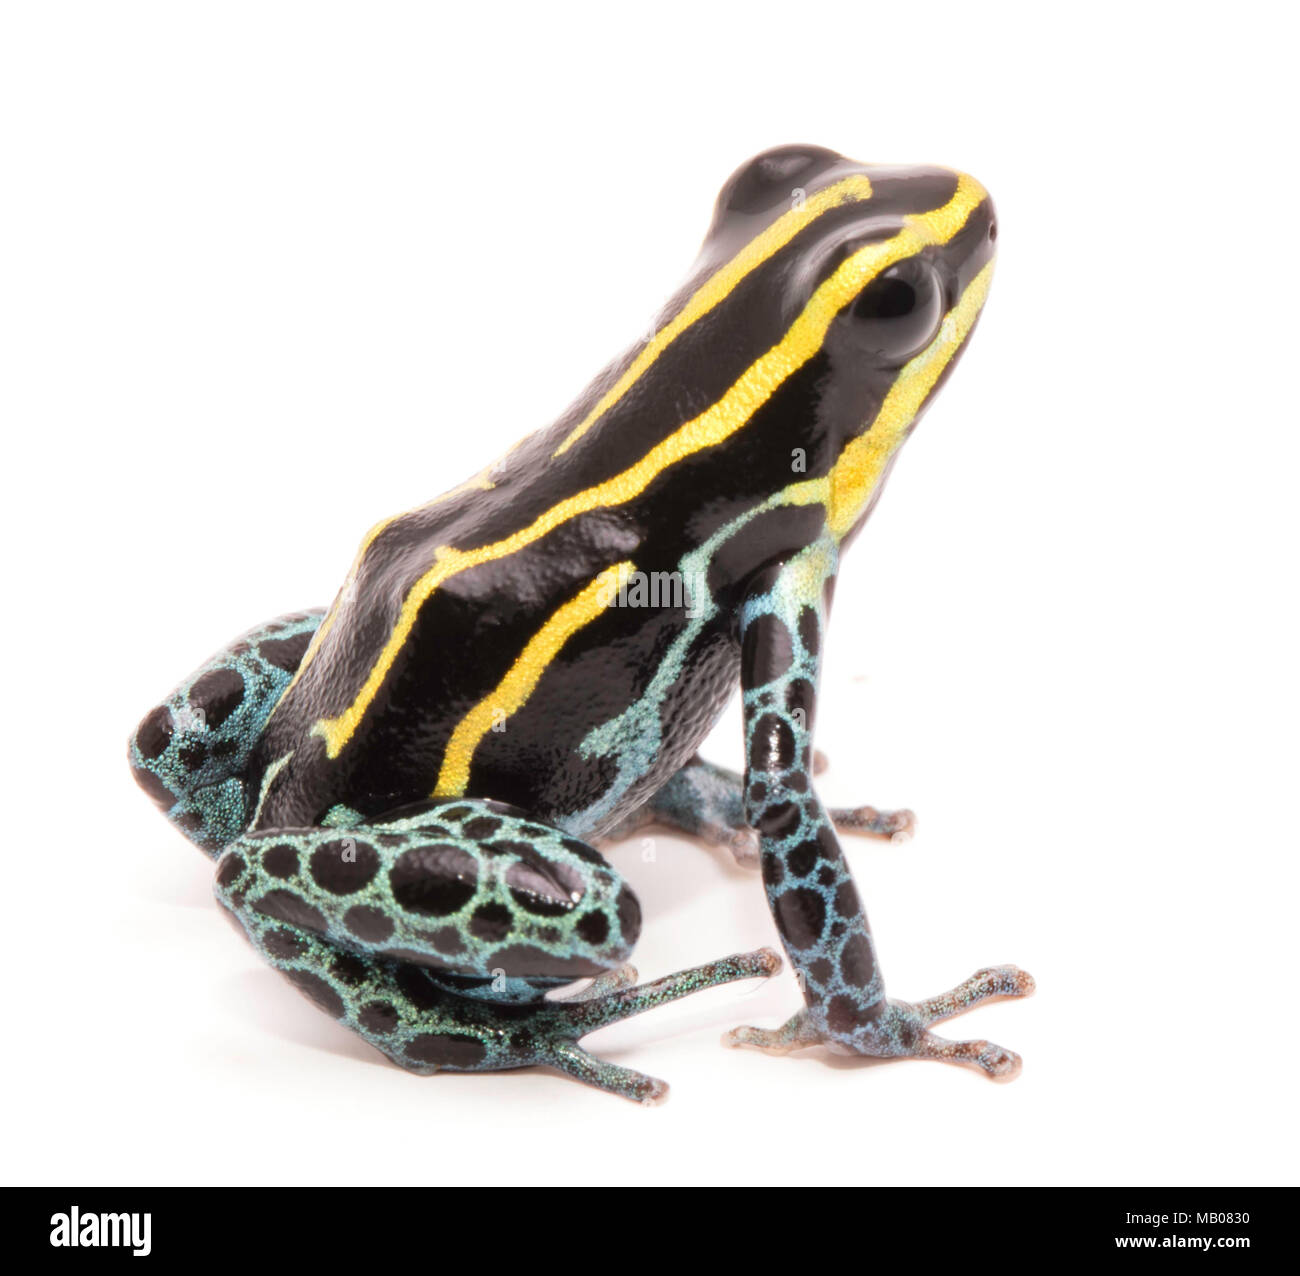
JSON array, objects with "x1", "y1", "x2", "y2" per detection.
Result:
[{"x1": 848, "y1": 259, "x2": 944, "y2": 364}]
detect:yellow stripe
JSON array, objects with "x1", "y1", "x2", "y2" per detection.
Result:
[
  {"x1": 552, "y1": 175, "x2": 875, "y2": 456},
  {"x1": 827, "y1": 257, "x2": 995, "y2": 539},
  {"x1": 271, "y1": 468, "x2": 496, "y2": 714},
  {"x1": 313, "y1": 173, "x2": 987, "y2": 758},
  {"x1": 432, "y1": 562, "x2": 634, "y2": 797}
]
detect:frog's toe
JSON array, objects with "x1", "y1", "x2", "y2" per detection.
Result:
[
  {"x1": 544, "y1": 1040, "x2": 669, "y2": 1106},
  {"x1": 535, "y1": 947, "x2": 782, "y2": 1102},
  {"x1": 829, "y1": 804, "x2": 917, "y2": 842},
  {"x1": 722, "y1": 1010, "x2": 820, "y2": 1055},
  {"x1": 727, "y1": 827, "x2": 760, "y2": 869},
  {"x1": 910, "y1": 1031, "x2": 1023, "y2": 1080}
]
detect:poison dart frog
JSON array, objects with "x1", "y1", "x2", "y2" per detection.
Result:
[{"x1": 130, "y1": 145, "x2": 1032, "y2": 1103}]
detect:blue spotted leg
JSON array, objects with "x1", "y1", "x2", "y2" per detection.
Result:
[
  {"x1": 723, "y1": 539, "x2": 1034, "y2": 1077},
  {"x1": 213, "y1": 798, "x2": 780, "y2": 1101},
  {"x1": 603, "y1": 754, "x2": 915, "y2": 867},
  {"x1": 129, "y1": 610, "x2": 325, "y2": 854}
]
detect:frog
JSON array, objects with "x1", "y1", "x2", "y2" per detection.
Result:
[{"x1": 130, "y1": 144, "x2": 1032, "y2": 1104}]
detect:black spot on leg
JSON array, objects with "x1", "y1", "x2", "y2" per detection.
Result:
[
  {"x1": 179, "y1": 743, "x2": 207, "y2": 771},
  {"x1": 285, "y1": 969, "x2": 344, "y2": 1019},
  {"x1": 259, "y1": 631, "x2": 313, "y2": 672},
  {"x1": 576, "y1": 911, "x2": 609, "y2": 946},
  {"x1": 262, "y1": 844, "x2": 299, "y2": 879},
  {"x1": 134, "y1": 706, "x2": 173, "y2": 760},
  {"x1": 343, "y1": 905, "x2": 394, "y2": 943},
  {"x1": 359, "y1": 1001, "x2": 398, "y2": 1034},
  {"x1": 827, "y1": 994, "x2": 875, "y2": 1035},
  {"x1": 405, "y1": 1033, "x2": 487, "y2": 1068},
  {"x1": 797, "y1": 606, "x2": 820, "y2": 658},
  {"x1": 774, "y1": 887, "x2": 826, "y2": 949},
  {"x1": 756, "y1": 801, "x2": 801, "y2": 839},
  {"x1": 330, "y1": 952, "x2": 369, "y2": 987},
  {"x1": 215, "y1": 851, "x2": 246, "y2": 889},
  {"x1": 750, "y1": 714, "x2": 796, "y2": 773},
  {"x1": 395, "y1": 966, "x2": 443, "y2": 1011},
  {"x1": 785, "y1": 677, "x2": 816, "y2": 733},
  {"x1": 616, "y1": 887, "x2": 641, "y2": 947},
  {"x1": 761, "y1": 855, "x2": 785, "y2": 890},
  {"x1": 389, "y1": 845, "x2": 478, "y2": 915},
  {"x1": 742, "y1": 613, "x2": 794, "y2": 687},
  {"x1": 469, "y1": 903, "x2": 513, "y2": 942},
  {"x1": 310, "y1": 840, "x2": 379, "y2": 894},
  {"x1": 561, "y1": 837, "x2": 606, "y2": 866},
  {"x1": 132, "y1": 767, "x2": 176, "y2": 811},
  {"x1": 461, "y1": 816, "x2": 502, "y2": 840},
  {"x1": 786, "y1": 841, "x2": 818, "y2": 877},
  {"x1": 840, "y1": 932, "x2": 875, "y2": 989},
  {"x1": 835, "y1": 880, "x2": 862, "y2": 918},
  {"x1": 263, "y1": 928, "x2": 304, "y2": 960},
  {"x1": 189, "y1": 667, "x2": 246, "y2": 730},
  {"x1": 428, "y1": 927, "x2": 466, "y2": 957}
]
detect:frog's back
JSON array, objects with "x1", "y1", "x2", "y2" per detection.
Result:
[
  {"x1": 252, "y1": 394, "x2": 814, "y2": 834},
  {"x1": 252, "y1": 144, "x2": 952, "y2": 832}
]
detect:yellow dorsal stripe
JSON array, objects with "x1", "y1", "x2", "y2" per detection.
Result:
[
  {"x1": 313, "y1": 174, "x2": 987, "y2": 758},
  {"x1": 552, "y1": 175, "x2": 875, "y2": 457},
  {"x1": 828, "y1": 257, "x2": 995, "y2": 539},
  {"x1": 432, "y1": 562, "x2": 634, "y2": 797},
  {"x1": 271, "y1": 467, "x2": 499, "y2": 714}
]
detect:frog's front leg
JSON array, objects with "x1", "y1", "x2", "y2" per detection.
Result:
[
  {"x1": 214, "y1": 799, "x2": 779, "y2": 1101},
  {"x1": 604, "y1": 755, "x2": 914, "y2": 869},
  {"x1": 722, "y1": 542, "x2": 1034, "y2": 1078}
]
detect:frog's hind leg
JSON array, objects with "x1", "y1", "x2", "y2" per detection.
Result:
[
  {"x1": 213, "y1": 798, "x2": 780, "y2": 1100},
  {"x1": 129, "y1": 609, "x2": 325, "y2": 854},
  {"x1": 603, "y1": 754, "x2": 914, "y2": 869}
]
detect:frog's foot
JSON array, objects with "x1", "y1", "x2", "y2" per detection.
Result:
[
  {"x1": 537, "y1": 947, "x2": 784, "y2": 1103},
  {"x1": 723, "y1": 965, "x2": 1034, "y2": 1080}
]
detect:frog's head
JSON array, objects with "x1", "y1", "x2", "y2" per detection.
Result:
[{"x1": 701, "y1": 145, "x2": 997, "y2": 539}]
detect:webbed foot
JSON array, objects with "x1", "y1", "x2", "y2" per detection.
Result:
[{"x1": 724, "y1": 964, "x2": 1034, "y2": 1080}]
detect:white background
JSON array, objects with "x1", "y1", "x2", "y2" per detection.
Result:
[{"x1": 2, "y1": 1, "x2": 1296, "y2": 1187}]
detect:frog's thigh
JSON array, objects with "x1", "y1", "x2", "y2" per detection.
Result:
[
  {"x1": 219, "y1": 800, "x2": 641, "y2": 1004},
  {"x1": 129, "y1": 609, "x2": 325, "y2": 854}
]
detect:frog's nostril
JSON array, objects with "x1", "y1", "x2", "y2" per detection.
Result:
[{"x1": 988, "y1": 218, "x2": 998, "y2": 243}]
